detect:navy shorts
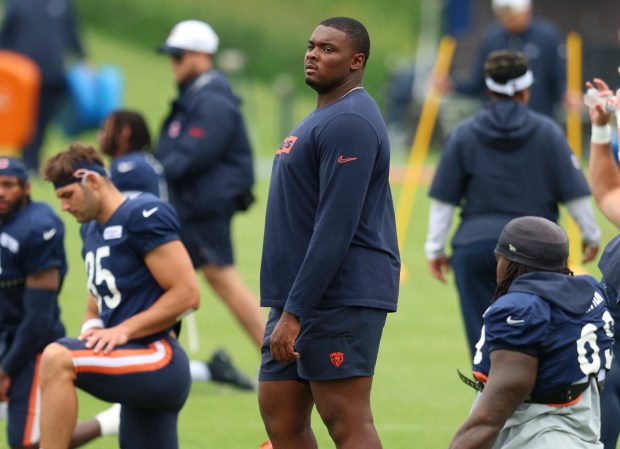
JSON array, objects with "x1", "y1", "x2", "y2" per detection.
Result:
[
  {"x1": 178, "y1": 212, "x2": 234, "y2": 268},
  {"x1": 56, "y1": 335, "x2": 191, "y2": 449},
  {"x1": 6, "y1": 354, "x2": 41, "y2": 447},
  {"x1": 259, "y1": 306, "x2": 388, "y2": 382}
]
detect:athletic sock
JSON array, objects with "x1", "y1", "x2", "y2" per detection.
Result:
[
  {"x1": 96, "y1": 403, "x2": 121, "y2": 436},
  {"x1": 189, "y1": 360, "x2": 212, "y2": 382}
]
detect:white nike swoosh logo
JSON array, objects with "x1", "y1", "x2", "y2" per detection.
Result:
[
  {"x1": 142, "y1": 207, "x2": 159, "y2": 218},
  {"x1": 117, "y1": 161, "x2": 136, "y2": 173},
  {"x1": 43, "y1": 228, "x2": 57, "y2": 241},
  {"x1": 506, "y1": 316, "x2": 525, "y2": 325}
]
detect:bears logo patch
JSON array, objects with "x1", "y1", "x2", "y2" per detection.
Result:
[{"x1": 329, "y1": 352, "x2": 344, "y2": 368}]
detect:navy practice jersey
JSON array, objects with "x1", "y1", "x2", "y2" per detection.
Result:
[
  {"x1": 79, "y1": 194, "x2": 179, "y2": 342},
  {"x1": 260, "y1": 89, "x2": 400, "y2": 319},
  {"x1": 0, "y1": 201, "x2": 66, "y2": 335},
  {"x1": 473, "y1": 273, "x2": 613, "y2": 398},
  {"x1": 110, "y1": 152, "x2": 168, "y2": 201}
]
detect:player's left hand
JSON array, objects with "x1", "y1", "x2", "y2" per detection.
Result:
[
  {"x1": 582, "y1": 242, "x2": 599, "y2": 263},
  {"x1": 585, "y1": 78, "x2": 614, "y2": 126},
  {"x1": 83, "y1": 326, "x2": 129, "y2": 355},
  {"x1": 270, "y1": 312, "x2": 300, "y2": 363}
]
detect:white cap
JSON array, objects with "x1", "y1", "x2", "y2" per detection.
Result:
[
  {"x1": 158, "y1": 20, "x2": 219, "y2": 55},
  {"x1": 492, "y1": 0, "x2": 531, "y2": 13}
]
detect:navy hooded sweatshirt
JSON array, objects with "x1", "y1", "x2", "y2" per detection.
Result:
[{"x1": 429, "y1": 99, "x2": 590, "y2": 247}]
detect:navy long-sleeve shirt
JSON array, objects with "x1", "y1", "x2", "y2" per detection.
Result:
[{"x1": 260, "y1": 89, "x2": 400, "y2": 319}]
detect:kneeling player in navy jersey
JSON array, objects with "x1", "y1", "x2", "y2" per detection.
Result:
[
  {"x1": 450, "y1": 216, "x2": 613, "y2": 449},
  {"x1": 40, "y1": 144, "x2": 200, "y2": 449}
]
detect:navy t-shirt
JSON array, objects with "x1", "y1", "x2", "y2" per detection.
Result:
[
  {"x1": 260, "y1": 89, "x2": 400, "y2": 319},
  {"x1": 0, "y1": 201, "x2": 66, "y2": 335}
]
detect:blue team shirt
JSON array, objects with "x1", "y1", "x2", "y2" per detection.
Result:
[
  {"x1": 260, "y1": 89, "x2": 401, "y2": 319},
  {"x1": 0, "y1": 201, "x2": 66, "y2": 333},
  {"x1": 473, "y1": 273, "x2": 613, "y2": 398},
  {"x1": 110, "y1": 152, "x2": 168, "y2": 200},
  {"x1": 79, "y1": 194, "x2": 179, "y2": 342}
]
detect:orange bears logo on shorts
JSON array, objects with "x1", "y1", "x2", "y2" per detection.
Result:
[{"x1": 330, "y1": 352, "x2": 344, "y2": 368}]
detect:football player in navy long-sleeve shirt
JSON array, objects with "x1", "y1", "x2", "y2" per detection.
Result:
[{"x1": 258, "y1": 17, "x2": 400, "y2": 449}]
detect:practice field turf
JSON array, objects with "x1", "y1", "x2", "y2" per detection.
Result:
[{"x1": 2, "y1": 28, "x2": 620, "y2": 449}]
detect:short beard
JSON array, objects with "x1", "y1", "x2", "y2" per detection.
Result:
[
  {"x1": 305, "y1": 77, "x2": 329, "y2": 95},
  {"x1": 0, "y1": 195, "x2": 28, "y2": 224}
]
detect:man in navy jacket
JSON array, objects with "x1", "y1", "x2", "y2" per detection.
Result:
[{"x1": 156, "y1": 20, "x2": 265, "y2": 353}]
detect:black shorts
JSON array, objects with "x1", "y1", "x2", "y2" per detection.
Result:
[
  {"x1": 178, "y1": 212, "x2": 234, "y2": 268},
  {"x1": 259, "y1": 306, "x2": 388, "y2": 382}
]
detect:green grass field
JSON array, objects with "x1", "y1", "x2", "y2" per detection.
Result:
[{"x1": 2, "y1": 26, "x2": 620, "y2": 449}]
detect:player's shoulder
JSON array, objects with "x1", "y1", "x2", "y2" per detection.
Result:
[
  {"x1": 323, "y1": 91, "x2": 384, "y2": 133},
  {"x1": 112, "y1": 152, "x2": 144, "y2": 171},
  {"x1": 123, "y1": 194, "x2": 177, "y2": 226},
  {"x1": 530, "y1": 16, "x2": 562, "y2": 38},
  {"x1": 9, "y1": 202, "x2": 64, "y2": 248},
  {"x1": 17, "y1": 201, "x2": 63, "y2": 233},
  {"x1": 487, "y1": 291, "x2": 551, "y2": 321}
]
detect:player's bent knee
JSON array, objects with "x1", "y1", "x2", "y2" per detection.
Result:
[{"x1": 40, "y1": 342, "x2": 74, "y2": 380}]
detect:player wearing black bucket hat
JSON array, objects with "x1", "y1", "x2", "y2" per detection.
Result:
[{"x1": 450, "y1": 216, "x2": 612, "y2": 449}]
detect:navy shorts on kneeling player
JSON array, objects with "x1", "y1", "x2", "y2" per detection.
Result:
[
  {"x1": 56, "y1": 335, "x2": 191, "y2": 449},
  {"x1": 56, "y1": 335, "x2": 190, "y2": 411},
  {"x1": 259, "y1": 306, "x2": 388, "y2": 382}
]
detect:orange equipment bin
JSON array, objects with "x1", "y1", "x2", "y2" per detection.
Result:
[{"x1": 0, "y1": 51, "x2": 41, "y2": 150}]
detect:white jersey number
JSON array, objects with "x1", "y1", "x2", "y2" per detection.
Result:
[
  {"x1": 577, "y1": 310, "x2": 614, "y2": 375},
  {"x1": 85, "y1": 246, "x2": 121, "y2": 311}
]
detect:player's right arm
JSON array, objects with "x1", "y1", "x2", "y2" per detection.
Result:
[
  {"x1": 83, "y1": 240, "x2": 199, "y2": 354},
  {"x1": 587, "y1": 77, "x2": 620, "y2": 228},
  {"x1": 0, "y1": 266, "x2": 60, "y2": 399},
  {"x1": 449, "y1": 349, "x2": 538, "y2": 449},
  {"x1": 78, "y1": 294, "x2": 102, "y2": 341}
]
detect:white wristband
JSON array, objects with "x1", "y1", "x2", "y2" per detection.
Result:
[
  {"x1": 80, "y1": 318, "x2": 104, "y2": 334},
  {"x1": 591, "y1": 124, "x2": 612, "y2": 144},
  {"x1": 616, "y1": 109, "x2": 620, "y2": 127}
]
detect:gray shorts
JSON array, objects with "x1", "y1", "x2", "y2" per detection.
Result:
[{"x1": 483, "y1": 377, "x2": 604, "y2": 449}]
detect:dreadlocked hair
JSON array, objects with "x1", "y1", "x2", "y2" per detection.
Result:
[{"x1": 492, "y1": 261, "x2": 573, "y2": 301}]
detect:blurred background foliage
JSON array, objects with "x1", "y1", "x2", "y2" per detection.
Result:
[{"x1": 76, "y1": 0, "x2": 420, "y2": 102}]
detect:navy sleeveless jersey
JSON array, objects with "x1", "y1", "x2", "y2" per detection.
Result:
[
  {"x1": 79, "y1": 194, "x2": 180, "y2": 341},
  {"x1": 260, "y1": 89, "x2": 400, "y2": 319},
  {"x1": 473, "y1": 273, "x2": 613, "y2": 397}
]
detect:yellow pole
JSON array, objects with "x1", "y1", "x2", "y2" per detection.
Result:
[
  {"x1": 565, "y1": 31, "x2": 586, "y2": 274},
  {"x1": 395, "y1": 36, "x2": 456, "y2": 254}
]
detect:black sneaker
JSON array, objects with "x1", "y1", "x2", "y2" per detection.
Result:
[{"x1": 208, "y1": 349, "x2": 255, "y2": 391}]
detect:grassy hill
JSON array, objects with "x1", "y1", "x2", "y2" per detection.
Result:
[{"x1": 76, "y1": 0, "x2": 420, "y2": 102}]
